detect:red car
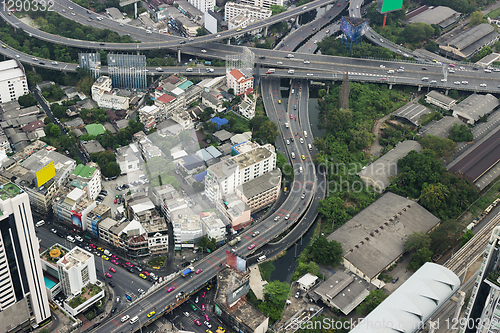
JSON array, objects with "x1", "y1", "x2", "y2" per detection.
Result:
[
  {"x1": 194, "y1": 320, "x2": 201, "y2": 326},
  {"x1": 202, "y1": 304, "x2": 205, "y2": 311},
  {"x1": 111, "y1": 255, "x2": 119, "y2": 260},
  {"x1": 114, "y1": 199, "x2": 117, "y2": 204},
  {"x1": 111, "y1": 260, "x2": 119, "y2": 265},
  {"x1": 105, "y1": 272, "x2": 112, "y2": 278},
  {"x1": 380, "y1": 78, "x2": 387, "y2": 81},
  {"x1": 195, "y1": 269, "x2": 203, "y2": 274},
  {"x1": 449, "y1": 64, "x2": 455, "y2": 67},
  {"x1": 248, "y1": 244, "x2": 255, "y2": 250},
  {"x1": 126, "y1": 262, "x2": 133, "y2": 268},
  {"x1": 290, "y1": 115, "x2": 294, "y2": 119},
  {"x1": 142, "y1": 270, "x2": 150, "y2": 276},
  {"x1": 202, "y1": 291, "x2": 206, "y2": 298},
  {"x1": 167, "y1": 286, "x2": 175, "y2": 292},
  {"x1": 89, "y1": 244, "x2": 96, "y2": 249},
  {"x1": 109, "y1": 267, "x2": 116, "y2": 273},
  {"x1": 204, "y1": 314, "x2": 210, "y2": 321}
]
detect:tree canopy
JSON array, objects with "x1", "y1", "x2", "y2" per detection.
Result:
[
  {"x1": 356, "y1": 290, "x2": 387, "y2": 315},
  {"x1": 309, "y1": 235, "x2": 343, "y2": 266},
  {"x1": 18, "y1": 94, "x2": 38, "y2": 107},
  {"x1": 449, "y1": 123, "x2": 473, "y2": 142}
]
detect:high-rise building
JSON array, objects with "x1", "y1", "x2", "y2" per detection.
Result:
[
  {"x1": 188, "y1": 0, "x2": 214, "y2": 13},
  {"x1": 237, "y1": 0, "x2": 282, "y2": 9},
  {"x1": 0, "y1": 183, "x2": 50, "y2": 332},
  {"x1": 0, "y1": 60, "x2": 29, "y2": 104},
  {"x1": 224, "y1": 2, "x2": 272, "y2": 22},
  {"x1": 227, "y1": 69, "x2": 254, "y2": 96}
]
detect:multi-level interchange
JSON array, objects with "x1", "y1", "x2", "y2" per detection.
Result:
[{"x1": 1, "y1": 0, "x2": 500, "y2": 332}]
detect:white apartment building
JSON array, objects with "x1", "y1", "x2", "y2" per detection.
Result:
[
  {"x1": 227, "y1": 69, "x2": 254, "y2": 96},
  {"x1": 201, "y1": 214, "x2": 226, "y2": 242},
  {"x1": 0, "y1": 184, "x2": 51, "y2": 330},
  {"x1": 188, "y1": 0, "x2": 215, "y2": 13},
  {"x1": 139, "y1": 104, "x2": 162, "y2": 130},
  {"x1": 91, "y1": 76, "x2": 112, "y2": 100},
  {"x1": 116, "y1": 144, "x2": 142, "y2": 175},
  {"x1": 205, "y1": 144, "x2": 276, "y2": 202},
  {"x1": 0, "y1": 60, "x2": 29, "y2": 103},
  {"x1": 224, "y1": 2, "x2": 272, "y2": 21},
  {"x1": 70, "y1": 163, "x2": 101, "y2": 200},
  {"x1": 97, "y1": 94, "x2": 129, "y2": 110},
  {"x1": 57, "y1": 247, "x2": 97, "y2": 296},
  {"x1": 228, "y1": 14, "x2": 261, "y2": 35},
  {"x1": 237, "y1": 0, "x2": 282, "y2": 9},
  {"x1": 172, "y1": 207, "x2": 203, "y2": 244}
]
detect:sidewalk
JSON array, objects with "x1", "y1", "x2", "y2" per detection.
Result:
[{"x1": 249, "y1": 266, "x2": 267, "y2": 300}]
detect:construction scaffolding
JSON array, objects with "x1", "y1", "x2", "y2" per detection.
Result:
[
  {"x1": 107, "y1": 53, "x2": 147, "y2": 90},
  {"x1": 79, "y1": 53, "x2": 101, "y2": 79},
  {"x1": 226, "y1": 47, "x2": 255, "y2": 79}
]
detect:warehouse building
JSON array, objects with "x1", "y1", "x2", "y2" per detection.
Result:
[
  {"x1": 350, "y1": 263, "x2": 460, "y2": 333},
  {"x1": 327, "y1": 192, "x2": 440, "y2": 288},
  {"x1": 439, "y1": 24, "x2": 500, "y2": 60},
  {"x1": 394, "y1": 102, "x2": 431, "y2": 127},
  {"x1": 420, "y1": 116, "x2": 462, "y2": 138},
  {"x1": 452, "y1": 93, "x2": 499, "y2": 125},
  {"x1": 358, "y1": 140, "x2": 422, "y2": 192},
  {"x1": 406, "y1": 6, "x2": 460, "y2": 31},
  {"x1": 425, "y1": 90, "x2": 457, "y2": 110}
]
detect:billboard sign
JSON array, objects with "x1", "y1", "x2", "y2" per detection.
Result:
[
  {"x1": 227, "y1": 279, "x2": 250, "y2": 305},
  {"x1": 377, "y1": 0, "x2": 403, "y2": 14},
  {"x1": 71, "y1": 211, "x2": 83, "y2": 231},
  {"x1": 36, "y1": 161, "x2": 56, "y2": 188},
  {"x1": 226, "y1": 251, "x2": 247, "y2": 273}
]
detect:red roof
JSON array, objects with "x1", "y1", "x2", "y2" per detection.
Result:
[
  {"x1": 22, "y1": 120, "x2": 45, "y2": 133},
  {"x1": 157, "y1": 94, "x2": 176, "y2": 104},
  {"x1": 105, "y1": 109, "x2": 118, "y2": 121},
  {"x1": 229, "y1": 69, "x2": 245, "y2": 81}
]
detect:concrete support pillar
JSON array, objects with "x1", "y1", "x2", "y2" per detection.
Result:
[
  {"x1": 227, "y1": 39, "x2": 231, "y2": 45},
  {"x1": 445, "y1": 89, "x2": 449, "y2": 95},
  {"x1": 388, "y1": 84, "x2": 392, "y2": 90},
  {"x1": 453, "y1": 291, "x2": 466, "y2": 321},
  {"x1": 178, "y1": 49, "x2": 181, "y2": 63},
  {"x1": 134, "y1": 2, "x2": 137, "y2": 18},
  {"x1": 264, "y1": 26, "x2": 268, "y2": 36},
  {"x1": 418, "y1": 85, "x2": 421, "y2": 92}
]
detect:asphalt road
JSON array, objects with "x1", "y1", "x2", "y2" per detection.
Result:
[{"x1": 37, "y1": 225, "x2": 153, "y2": 310}]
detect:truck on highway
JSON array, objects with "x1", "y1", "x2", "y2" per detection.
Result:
[
  {"x1": 228, "y1": 237, "x2": 241, "y2": 246},
  {"x1": 182, "y1": 266, "x2": 194, "y2": 277}
]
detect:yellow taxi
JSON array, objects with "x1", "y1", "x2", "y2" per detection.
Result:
[
  {"x1": 139, "y1": 273, "x2": 147, "y2": 279},
  {"x1": 236, "y1": 28, "x2": 242, "y2": 32},
  {"x1": 101, "y1": 255, "x2": 109, "y2": 261},
  {"x1": 97, "y1": 247, "x2": 103, "y2": 251},
  {"x1": 278, "y1": 100, "x2": 281, "y2": 104},
  {"x1": 1, "y1": 45, "x2": 5, "y2": 48},
  {"x1": 8, "y1": 12, "x2": 11, "y2": 16},
  {"x1": 206, "y1": 330, "x2": 213, "y2": 333},
  {"x1": 206, "y1": 285, "x2": 211, "y2": 290},
  {"x1": 301, "y1": 155, "x2": 305, "y2": 160},
  {"x1": 218, "y1": 327, "x2": 225, "y2": 332},
  {"x1": 147, "y1": 311, "x2": 155, "y2": 318}
]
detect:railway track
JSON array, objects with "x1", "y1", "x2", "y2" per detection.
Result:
[{"x1": 445, "y1": 211, "x2": 500, "y2": 276}]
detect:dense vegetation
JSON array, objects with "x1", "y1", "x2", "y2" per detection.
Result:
[
  {"x1": 30, "y1": 11, "x2": 137, "y2": 43},
  {"x1": 449, "y1": 123, "x2": 474, "y2": 142},
  {"x1": 246, "y1": 281, "x2": 290, "y2": 324},
  {"x1": 317, "y1": 35, "x2": 405, "y2": 59},
  {"x1": 356, "y1": 290, "x2": 387, "y2": 315},
  {"x1": 313, "y1": 83, "x2": 412, "y2": 233},
  {"x1": 18, "y1": 94, "x2": 38, "y2": 107},
  {"x1": 388, "y1": 150, "x2": 478, "y2": 220},
  {"x1": 90, "y1": 151, "x2": 121, "y2": 177}
]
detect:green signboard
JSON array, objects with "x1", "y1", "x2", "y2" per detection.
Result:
[{"x1": 377, "y1": 0, "x2": 403, "y2": 14}]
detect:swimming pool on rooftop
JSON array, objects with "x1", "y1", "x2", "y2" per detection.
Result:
[{"x1": 44, "y1": 276, "x2": 57, "y2": 289}]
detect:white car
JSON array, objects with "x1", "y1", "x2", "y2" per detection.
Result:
[
  {"x1": 277, "y1": 61, "x2": 283, "y2": 64},
  {"x1": 300, "y1": 138, "x2": 304, "y2": 144},
  {"x1": 454, "y1": 81, "x2": 460, "y2": 85},
  {"x1": 313, "y1": 40, "x2": 317, "y2": 44},
  {"x1": 449, "y1": 69, "x2": 455, "y2": 73},
  {"x1": 68, "y1": 6, "x2": 73, "y2": 9},
  {"x1": 75, "y1": 235, "x2": 83, "y2": 242},
  {"x1": 306, "y1": 73, "x2": 313, "y2": 76},
  {"x1": 462, "y1": 81, "x2": 468, "y2": 84},
  {"x1": 119, "y1": 23, "x2": 124, "y2": 26},
  {"x1": 204, "y1": 321, "x2": 212, "y2": 328},
  {"x1": 303, "y1": 60, "x2": 310, "y2": 64},
  {"x1": 460, "y1": 66, "x2": 465, "y2": 70},
  {"x1": 379, "y1": 65, "x2": 385, "y2": 68},
  {"x1": 201, "y1": 49, "x2": 207, "y2": 53},
  {"x1": 285, "y1": 214, "x2": 290, "y2": 220},
  {"x1": 15, "y1": 55, "x2": 19, "y2": 58},
  {"x1": 32, "y1": 57, "x2": 38, "y2": 61},
  {"x1": 216, "y1": 34, "x2": 221, "y2": 37},
  {"x1": 480, "y1": 83, "x2": 487, "y2": 87},
  {"x1": 71, "y1": 12, "x2": 75, "y2": 15},
  {"x1": 441, "y1": 79, "x2": 447, "y2": 82},
  {"x1": 184, "y1": 312, "x2": 190, "y2": 317},
  {"x1": 286, "y1": 140, "x2": 290, "y2": 145}
]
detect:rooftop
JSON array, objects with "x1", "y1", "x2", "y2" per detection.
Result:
[
  {"x1": 85, "y1": 124, "x2": 106, "y2": 136},
  {"x1": 214, "y1": 129, "x2": 233, "y2": 142},
  {"x1": 446, "y1": 23, "x2": 494, "y2": 50},
  {"x1": 0, "y1": 182, "x2": 22, "y2": 201},
  {"x1": 215, "y1": 268, "x2": 268, "y2": 330},
  {"x1": 420, "y1": 116, "x2": 462, "y2": 138},
  {"x1": 312, "y1": 270, "x2": 374, "y2": 315},
  {"x1": 21, "y1": 149, "x2": 75, "y2": 182},
  {"x1": 99, "y1": 217, "x2": 118, "y2": 231},
  {"x1": 65, "y1": 117, "x2": 85, "y2": 129},
  {"x1": 172, "y1": 207, "x2": 202, "y2": 231},
  {"x1": 452, "y1": 93, "x2": 499, "y2": 122},
  {"x1": 72, "y1": 164, "x2": 97, "y2": 179},
  {"x1": 426, "y1": 90, "x2": 456, "y2": 105},
  {"x1": 394, "y1": 103, "x2": 431, "y2": 127},
  {"x1": 240, "y1": 169, "x2": 281, "y2": 198},
  {"x1": 82, "y1": 140, "x2": 105, "y2": 154},
  {"x1": 328, "y1": 192, "x2": 440, "y2": 279},
  {"x1": 358, "y1": 140, "x2": 422, "y2": 191},
  {"x1": 0, "y1": 60, "x2": 25, "y2": 82},
  {"x1": 350, "y1": 263, "x2": 460, "y2": 333},
  {"x1": 57, "y1": 246, "x2": 93, "y2": 270},
  {"x1": 407, "y1": 6, "x2": 458, "y2": 26},
  {"x1": 233, "y1": 146, "x2": 273, "y2": 169}
]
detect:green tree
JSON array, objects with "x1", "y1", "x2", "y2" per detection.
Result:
[
  {"x1": 309, "y1": 235, "x2": 342, "y2": 266},
  {"x1": 405, "y1": 232, "x2": 431, "y2": 252},
  {"x1": 196, "y1": 26, "x2": 208, "y2": 36},
  {"x1": 291, "y1": 261, "x2": 319, "y2": 281},
  {"x1": 448, "y1": 89, "x2": 459, "y2": 99},
  {"x1": 469, "y1": 11, "x2": 486, "y2": 26},
  {"x1": 270, "y1": 4, "x2": 286, "y2": 15},
  {"x1": 44, "y1": 116, "x2": 52, "y2": 125},
  {"x1": 199, "y1": 236, "x2": 217, "y2": 251},
  {"x1": 419, "y1": 135, "x2": 456, "y2": 158},
  {"x1": 419, "y1": 183, "x2": 449, "y2": 212},
  {"x1": 460, "y1": 230, "x2": 474, "y2": 246},
  {"x1": 449, "y1": 123, "x2": 473, "y2": 142},
  {"x1": 409, "y1": 247, "x2": 433, "y2": 270},
  {"x1": 425, "y1": 40, "x2": 438, "y2": 52},
  {"x1": 18, "y1": 94, "x2": 38, "y2": 107},
  {"x1": 356, "y1": 290, "x2": 386, "y2": 315},
  {"x1": 258, "y1": 281, "x2": 290, "y2": 323},
  {"x1": 50, "y1": 125, "x2": 61, "y2": 137}
]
